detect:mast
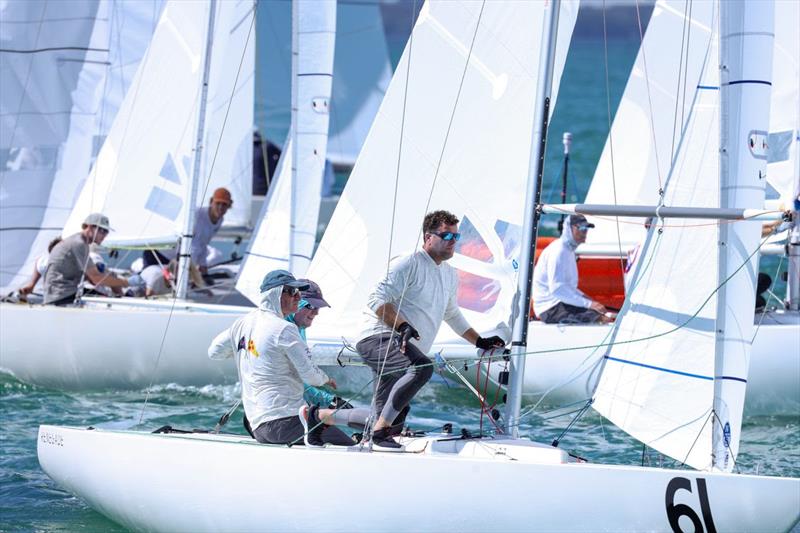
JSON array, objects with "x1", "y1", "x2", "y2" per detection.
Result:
[
  {"x1": 175, "y1": 0, "x2": 217, "y2": 300},
  {"x1": 712, "y1": 0, "x2": 774, "y2": 471},
  {"x1": 504, "y1": 0, "x2": 561, "y2": 437},
  {"x1": 560, "y1": 132, "x2": 571, "y2": 228}
]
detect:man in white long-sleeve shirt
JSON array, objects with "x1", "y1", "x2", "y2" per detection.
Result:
[
  {"x1": 356, "y1": 210, "x2": 506, "y2": 450},
  {"x1": 532, "y1": 214, "x2": 610, "y2": 324},
  {"x1": 208, "y1": 269, "x2": 352, "y2": 446}
]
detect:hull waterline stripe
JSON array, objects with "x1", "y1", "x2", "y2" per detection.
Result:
[{"x1": 604, "y1": 356, "x2": 749, "y2": 383}]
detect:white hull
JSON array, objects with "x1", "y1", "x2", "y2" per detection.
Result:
[
  {"x1": 0, "y1": 299, "x2": 247, "y2": 390},
  {"x1": 38, "y1": 425, "x2": 800, "y2": 532}
]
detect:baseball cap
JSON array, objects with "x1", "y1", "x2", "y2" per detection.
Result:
[
  {"x1": 211, "y1": 187, "x2": 233, "y2": 206},
  {"x1": 569, "y1": 214, "x2": 595, "y2": 229},
  {"x1": 82, "y1": 213, "x2": 113, "y2": 231},
  {"x1": 298, "y1": 279, "x2": 330, "y2": 308},
  {"x1": 260, "y1": 270, "x2": 310, "y2": 293}
]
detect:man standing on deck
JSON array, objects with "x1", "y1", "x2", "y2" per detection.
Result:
[
  {"x1": 43, "y1": 213, "x2": 137, "y2": 306},
  {"x1": 356, "y1": 210, "x2": 506, "y2": 451},
  {"x1": 532, "y1": 214, "x2": 611, "y2": 324}
]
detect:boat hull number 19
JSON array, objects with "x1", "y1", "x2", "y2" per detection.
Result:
[{"x1": 665, "y1": 477, "x2": 717, "y2": 533}]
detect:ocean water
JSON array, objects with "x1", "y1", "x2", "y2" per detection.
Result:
[{"x1": 2, "y1": 29, "x2": 798, "y2": 533}]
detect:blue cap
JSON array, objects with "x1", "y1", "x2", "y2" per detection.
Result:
[{"x1": 260, "y1": 270, "x2": 310, "y2": 293}]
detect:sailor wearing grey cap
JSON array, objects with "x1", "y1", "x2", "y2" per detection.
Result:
[
  {"x1": 208, "y1": 269, "x2": 353, "y2": 447},
  {"x1": 42, "y1": 213, "x2": 135, "y2": 305},
  {"x1": 532, "y1": 214, "x2": 611, "y2": 324}
]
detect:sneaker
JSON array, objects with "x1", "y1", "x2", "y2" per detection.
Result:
[
  {"x1": 298, "y1": 405, "x2": 325, "y2": 447},
  {"x1": 371, "y1": 428, "x2": 404, "y2": 452}
]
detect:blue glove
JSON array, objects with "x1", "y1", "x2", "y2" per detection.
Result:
[{"x1": 127, "y1": 274, "x2": 146, "y2": 289}]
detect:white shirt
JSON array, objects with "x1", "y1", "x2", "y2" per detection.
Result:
[
  {"x1": 532, "y1": 236, "x2": 592, "y2": 317},
  {"x1": 140, "y1": 265, "x2": 171, "y2": 296},
  {"x1": 360, "y1": 250, "x2": 471, "y2": 354},
  {"x1": 208, "y1": 286, "x2": 329, "y2": 428}
]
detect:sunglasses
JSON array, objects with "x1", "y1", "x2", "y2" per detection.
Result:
[
  {"x1": 574, "y1": 225, "x2": 591, "y2": 232},
  {"x1": 95, "y1": 227, "x2": 109, "y2": 235},
  {"x1": 430, "y1": 231, "x2": 461, "y2": 242},
  {"x1": 282, "y1": 286, "x2": 300, "y2": 296}
]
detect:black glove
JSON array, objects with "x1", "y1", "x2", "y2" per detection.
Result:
[
  {"x1": 395, "y1": 322, "x2": 420, "y2": 353},
  {"x1": 476, "y1": 335, "x2": 506, "y2": 350},
  {"x1": 329, "y1": 396, "x2": 353, "y2": 410}
]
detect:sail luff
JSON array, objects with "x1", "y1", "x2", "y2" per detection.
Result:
[
  {"x1": 176, "y1": 0, "x2": 217, "y2": 300},
  {"x1": 711, "y1": 0, "x2": 775, "y2": 472}
]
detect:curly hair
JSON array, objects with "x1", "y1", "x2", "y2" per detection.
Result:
[{"x1": 422, "y1": 210, "x2": 459, "y2": 234}]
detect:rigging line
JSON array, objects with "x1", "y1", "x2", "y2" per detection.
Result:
[
  {"x1": 634, "y1": 0, "x2": 665, "y2": 194},
  {"x1": 603, "y1": 0, "x2": 626, "y2": 285},
  {"x1": 196, "y1": 2, "x2": 256, "y2": 210},
  {"x1": 367, "y1": 0, "x2": 420, "y2": 447},
  {"x1": 141, "y1": 3, "x2": 256, "y2": 420},
  {"x1": 420, "y1": 0, "x2": 487, "y2": 222},
  {"x1": 680, "y1": 0, "x2": 693, "y2": 143},
  {"x1": 1, "y1": 0, "x2": 49, "y2": 189},
  {"x1": 669, "y1": 0, "x2": 691, "y2": 163}
]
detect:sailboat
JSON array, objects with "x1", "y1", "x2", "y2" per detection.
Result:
[
  {"x1": 37, "y1": 1, "x2": 799, "y2": 530},
  {"x1": 0, "y1": 0, "x2": 393, "y2": 390}
]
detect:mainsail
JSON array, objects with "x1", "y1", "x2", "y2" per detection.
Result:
[
  {"x1": 305, "y1": 0, "x2": 579, "y2": 343},
  {"x1": 63, "y1": 0, "x2": 255, "y2": 248},
  {"x1": 0, "y1": 0, "x2": 162, "y2": 292}
]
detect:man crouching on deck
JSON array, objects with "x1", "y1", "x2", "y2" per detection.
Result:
[
  {"x1": 356, "y1": 210, "x2": 506, "y2": 451},
  {"x1": 208, "y1": 269, "x2": 353, "y2": 447}
]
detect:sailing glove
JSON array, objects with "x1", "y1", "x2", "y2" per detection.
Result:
[
  {"x1": 476, "y1": 335, "x2": 506, "y2": 350},
  {"x1": 396, "y1": 322, "x2": 420, "y2": 349}
]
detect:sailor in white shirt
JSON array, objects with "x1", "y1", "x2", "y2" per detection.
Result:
[
  {"x1": 532, "y1": 214, "x2": 610, "y2": 324},
  {"x1": 356, "y1": 210, "x2": 506, "y2": 450},
  {"x1": 208, "y1": 269, "x2": 352, "y2": 446}
]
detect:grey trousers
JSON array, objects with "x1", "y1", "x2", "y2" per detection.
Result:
[
  {"x1": 253, "y1": 414, "x2": 353, "y2": 446},
  {"x1": 356, "y1": 333, "x2": 433, "y2": 425},
  {"x1": 539, "y1": 302, "x2": 603, "y2": 324}
]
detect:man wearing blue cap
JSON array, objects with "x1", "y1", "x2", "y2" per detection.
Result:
[{"x1": 208, "y1": 269, "x2": 353, "y2": 446}]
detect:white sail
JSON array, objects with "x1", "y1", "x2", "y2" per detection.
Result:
[
  {"x1": 584, "y1": 0, "x2": 716, "y2": 249},
  {"x1": 289, "y1": 0, "x2": 337, "y2": 276},
  {"x1": 236, "y1": 135, "x2": 293, "y2": 302},
  {"x1": 585, "y1": 0, "x2": 798, "y2": 250},
  {"x1": 593, "y1": 0, "x2": 777, "y2": 471},
  {"x1": 63, "y1": 0, "x2": 212, "y2": 247},
  {"x1": 766, "y1": 0, "x2": 799, "y2": 206},
  {"x1": 0, "y1": 0, "x2": 161, "y2": 292},
  {"x1": 325, "y1": 0, "x2": 393, "y2": 167},
  {"x1": 306, "y1": 0, "x2": 579, "y2": 343},
  {"x1": 199, "y1": 0, "x2": 256, "y2": 230},
  {"x1": 255, "y1": 0, "x2": 392, "y2": 167},
  {"x1": 711, "y1": 0, "x2": 775, "y2": 472}
]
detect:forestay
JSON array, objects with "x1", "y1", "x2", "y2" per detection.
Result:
[
  {"x1": 63, "y1": 0, "x2": 255, "y2": 248},
  {"x1": 305, "y1": 0, "x2": 578, "y2": 343},
  {"x1": 584, "y1": 0, "x2": 715, "y2": 249},
  {"x1": 0, "y1": 0, "x2": 161, "y2": 292}
]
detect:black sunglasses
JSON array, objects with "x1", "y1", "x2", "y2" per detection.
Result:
[
  {"x1": 282, "y1": 286, "x2": 300, "y2": 296},
  {"x1": 430, "y1": 231, "x2": 461, "y2": 242}
]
